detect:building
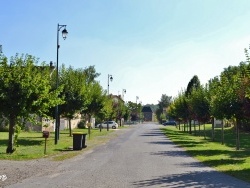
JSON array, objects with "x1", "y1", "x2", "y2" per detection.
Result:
[{"x1": 141, "y1": 106, "x2": 153, "y2": 121}]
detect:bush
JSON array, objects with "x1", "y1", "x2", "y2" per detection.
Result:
[{"x1": 77, "y1": 121, "x2": 85, "y2": 129}]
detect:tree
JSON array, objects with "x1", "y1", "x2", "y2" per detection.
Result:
[
  {"x1": 0, "y1": 54, "x2": 63, "y2": 153},
  {"x1": 123, "y1": 103, "x2": 130, "y2": 122},
  {"x1": 168, "y1": 91, "x2": 189, "y2": 131},
  {"x1": 156, "y1": 94, "x2": 172, "y2": 122},
  {"x1": 60, "y1": 66, "x2": 87, "y2": 136},
  {"x1": 185, "y1": 75, "x2": 201, "y2": 134},
  {"x1": 126, "y1": 101, "x2": 138, "y2": 121},
  {"x1": 96, "y1": 96, "x2": 113, "y2": 130},
  {"x1": 185, "y1": 75, "x2": 201, "y2": 96},
  {"x1": 79, "y1": 66, "x2": 107, "y2": 127},
  {"x1": 210, "y1": 64, "x2": 250, "y2": 150},
  {"x1": 189, "y1": 86, "x2": 210, "y2": 137},
  {"x1": 206, "y1": 77, "x2": 220, "y2": 141},
  {"x1": 82, "y1": 82, "x2": 106, "y2": 123},
  {"x1": 83, "y1": 65, "x2": 100, "y2": 84},
  {"x1": 112, "y1": 97, "x2": 126, "y2": 126}
]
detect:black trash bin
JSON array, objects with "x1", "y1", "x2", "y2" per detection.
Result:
[
  {"x1": 82, "y1": 133, "x2": 87, "y2": 148},
  {"x1": 72, "y1": 133, "x2": 87, "y2": 150},
  {"x1": 73, "y1": 133, "x2": 83, "y2": 150}
]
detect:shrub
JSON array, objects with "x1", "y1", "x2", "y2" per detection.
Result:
[{"x1": 77, "y1": 121, "x2": 85, "y2": 129}]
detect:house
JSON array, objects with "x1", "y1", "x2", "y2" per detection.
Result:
[{"x1": 141, "y1": 106, "x2": 153, "y2": 121}]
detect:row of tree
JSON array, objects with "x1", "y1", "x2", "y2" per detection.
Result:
[
  {"x1": 162, "y1": 48, "x2": 250, "y2": 150},
  {"x1": 0, "y1": 54, "x2": 142, "y2": 153}
]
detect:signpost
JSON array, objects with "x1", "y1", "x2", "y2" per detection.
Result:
[{"x1": 42, "y1": 131, "x2": 50, "y2": 155}]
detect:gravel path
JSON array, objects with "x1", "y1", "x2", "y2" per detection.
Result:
[
  {"x1": 0, "y1": 157, "x2": 62, "y2": 187},
  {"x1": 1, "y1": 123, "x2": 250, "y2": 188}
]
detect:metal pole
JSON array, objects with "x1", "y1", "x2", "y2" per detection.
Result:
[
  {"x1": 107, "y1": 75, "x2": 109, "y2": 131},
  {"x1": 107, "y1": 74, "x2": 110, "y2": 95},
  {"x1": 122, "y1": 89, "x2": 126, "y2": 100},
  {"x1": 55, "y1": 24, "x2": 59, "y2": 145},
  {"x1": 107, "y1": 74, "x2": 112, "y2": 131},
  {"x1": 54, "y1": 24, "x2": 68, "y2": 144}
]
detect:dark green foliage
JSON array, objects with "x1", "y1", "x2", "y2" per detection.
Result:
[{"x1": 77, "y1": 121, "x2": 86, "y2": 129}]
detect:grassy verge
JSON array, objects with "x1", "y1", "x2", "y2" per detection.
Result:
[
  {"x1": 0, "y1": 127, "x2": 125, "y2": 161},
  {"x1": 161, "y1": 125, "x2": 250, "y2": 183}
]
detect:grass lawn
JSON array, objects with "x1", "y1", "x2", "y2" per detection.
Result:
[
  {"x1": 161, "y1": 124, "x2": 250, "y2": 183},
  {"x1": 0, "y1": 127, "x2": 125, "y2": 161}
]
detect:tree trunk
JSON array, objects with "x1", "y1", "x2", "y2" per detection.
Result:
[
  {"x1": 236, "y1": 119, "x2": 240, "y2": 150},
  {"x1": 211, "y1": 118, "x2": 215, "y2": 141},
  {"x1": 199, "y1": 122, "x2": 201, "y2": 137},
  {"x1": 69, "y1": 119, "x2": 72, "y2": 137},
  {"x1": 88, "y1": 114, "x2": 91, "y2": 137},
  {"x1": 193, "y1": 120, "x2": 196, "y2": 136},
  {"x1": 221, "y1": 119, "x2": 224, "y2": 145},
  {"x1": 204, "y1": 123, "x2": 206, "y2": 140},
  {"x1": 6, "y1": 114, "x2": 16, "y2": 153},
  {"x1": 189, "y1": 119, "x2": 192, "y2": 134}
]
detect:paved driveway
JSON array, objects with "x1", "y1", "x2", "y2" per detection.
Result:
[{"x1": 7, "y1": 123, "x2": 250, "y2": 188}]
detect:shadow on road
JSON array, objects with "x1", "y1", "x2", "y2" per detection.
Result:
[
  {"x1": 140, "y1": 132, "x2": 164, "y2": 136},
  {"x1": 140, "y1": 128, "x2": 164, "y2": 137},
  {"x1": 131, "y1": 170, "x2": 250, "y2": 188},
  {"x1": 150, "y1": 150, "x2": 190, "y2": 158},
  {"x1": 147, "y1": 141, "x2": 174, "y2": 145}
]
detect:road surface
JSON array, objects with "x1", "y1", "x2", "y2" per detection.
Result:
[{"x1": 6, "y1": 123, "x2": 250, "y2": 188}]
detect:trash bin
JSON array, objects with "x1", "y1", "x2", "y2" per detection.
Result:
[
  {"x1": 73, "y1": 133, "x2": 83, "y2": 150},
  {"x1": 72, "y1": 133, "x2": 87, "y2": 150},
  {"x1": 82, "y1": 133, "x2": 87, "y2": 148}
]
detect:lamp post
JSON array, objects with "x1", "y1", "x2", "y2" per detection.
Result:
[
  {"x1": 107, "y1": 74, "x2": 113, "y2": 131},
  {"x1": 0, "y1": 45, "x2": 2, "y2": 53},
  {"x1": 139, "y1": 101, "x2": 142, "y2": 123},
  {"x1": 136, "y1": 96, "x2": 139, "y2": 104},
  {"x1": 122, "y1": 89, "x2": 126, "y2": 100},
  {"x1": 55, "y1": 24, "x2": 68, "y2": 145},
  {"x1": 107, "y1": 74, "x2": 113, "y2": 95},
  {"x1": 136, "y1": 96, "x2": 139, "y2": 122}
]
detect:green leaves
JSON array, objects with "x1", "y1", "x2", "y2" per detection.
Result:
[
  {"x1": 0, "y1": 54, "x2": 63, "y2": 153},
  {"x1": 0, "y1": 54, "x2": 57, "y2": 117}
]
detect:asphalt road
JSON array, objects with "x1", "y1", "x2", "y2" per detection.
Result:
[{"x1": 7, "y1": 123, "x2": 250, "y2": 188}]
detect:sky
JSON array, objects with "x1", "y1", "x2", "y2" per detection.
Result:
[{"x1": 1, "y1": 0, "x2": 250, "y2": 105}]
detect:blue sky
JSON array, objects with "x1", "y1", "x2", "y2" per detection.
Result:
[{"x1": 1, "y1": 0, "x2": 250, "y2": 104}]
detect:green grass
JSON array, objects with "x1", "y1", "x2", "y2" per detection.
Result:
[
  {"x1": 0, "y1": 127, "x2": 119, "y2": 161},
  {"x1": 161, "y1": 125, "x2": 250, "y2": 183}
]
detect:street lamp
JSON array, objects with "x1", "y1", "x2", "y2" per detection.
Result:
[
  {"x1": 107, "y1": 74, "x2": 113, "y2": 95},
  {"x1": 55, "y1": 24, "x2": 68, "y2": 145},
  {"x1": 107, "y1": 74, "x2": 113, "y2": 131},
  {"x1": 136, "y1": 96, "x2": 139, "y2": 122},
  {"x1": 122, "y1": 89, "x2": 126, "y2": 100},
  {"x1": 136, "y1": 96, "x2": 139, "y2": 104}
]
